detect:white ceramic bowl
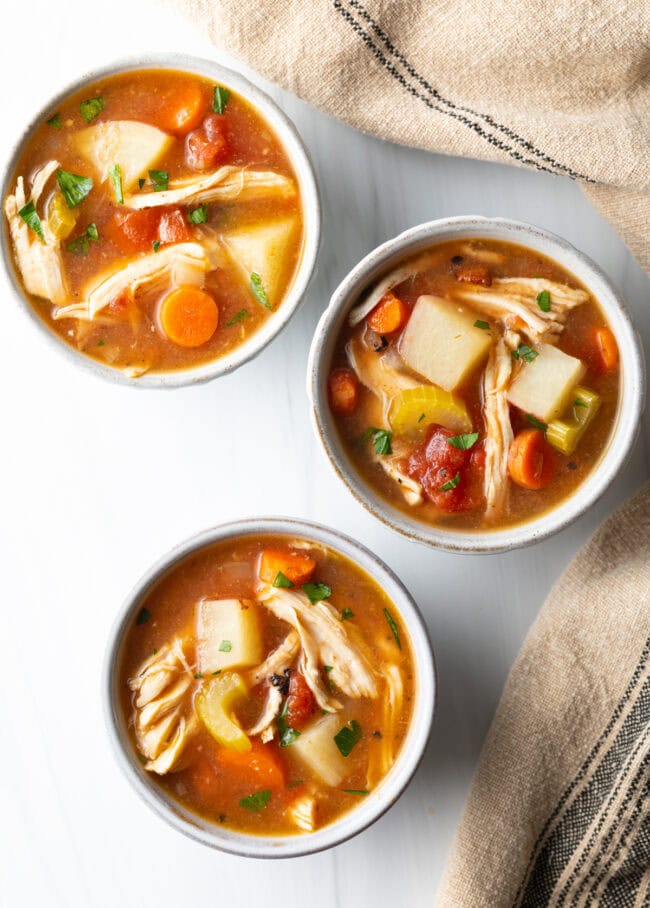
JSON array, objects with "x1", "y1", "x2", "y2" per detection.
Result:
[
  {"x1": 104, "y1": 518, "x2": 435, "y2": 858},
  {"x1": 308, "y1": 216, "x2": 645, "y2": 553},
  {"x1": 1, "y1": 53, "x2": 320, "y2": 388}
]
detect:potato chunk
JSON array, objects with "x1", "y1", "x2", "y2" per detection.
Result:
[
  {"x1": 73, "y1": 121, "x2": 174, "y2": 191},
  {"x1": 506, "y1": 343, "x2": 586, "y2": 422},
  {"x1": 196, "y1": 599, "x2": 263, "y2": 674},
  {"x1": 290, "y1": 714, "x2": 349, "y2": 787},
  {"x1": 222, "y1": 216, "x2": 299, "y2": 306},
  {"x1": 398, "y1": 295, "x2": 492, "y2": 391}
]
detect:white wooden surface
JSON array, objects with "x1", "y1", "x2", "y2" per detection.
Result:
[{"x1": 1, "y1": 2, "x2": 648, "y2": 906}]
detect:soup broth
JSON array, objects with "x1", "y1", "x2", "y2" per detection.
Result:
[{"x1": 118, "y1": 534, "x2": 415, "y2": 836}]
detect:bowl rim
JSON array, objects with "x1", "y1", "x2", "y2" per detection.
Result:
[
  {"x1": 0, "y1": 52, "x2": 321, "y2": 389},
  {"x1": 307, "y1": 215, "x2": 646, "y2": 553},
  {"x1": 103, "y1": 516, "x2": 436, "y2": 858}
]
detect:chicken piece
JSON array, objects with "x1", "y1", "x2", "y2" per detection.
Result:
[
  {"x1": 244, "y1": 631, "x2": 300, "y2": 742},
  {"x1": 128, "y1": 637, "x2": 197, "y2": 774},
  {"x1": 123, "y1": 166, "x2": 296, "y2": 209},
  {"x1": 454, "y1": 277, "x2": 588, "y2": 343},
  {"x1": 482, "y1": 337, "x2": 515, "y2": 521},
  {"x1": 53, "y1": 242, "x2": 211, "y2": 321},
  {"x1": 4, "y1": 160, "x2": 69, "y2": 305},
  {"x1": 457, "y1": 242, "x2": 506, "y2": 265},
  {"x1": 288, "y1": 792, "x2": 318, "y2": 832},
  {"x1": 347, "y1": 250, "x2": 441, "y2": 326},
  {"x1": 367, "y1": 664, "x2": 404, "y2": 789},
  {"x1": 246, "y1": 684, "x2": 283, "y2": 742},
  {"x1": 375, "y1": 438, "x2": 424, "y2": 506},
  {"x1": 257, "y1": 584, "x2": 378, "y2": 711},
  {"x1": 347, "y1": 328, "x2": 420, "y2": 424}
]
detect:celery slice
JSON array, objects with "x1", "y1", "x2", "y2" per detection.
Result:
[
  {"x1": 546, "y1": 386, "x2": 601, "y2": 455},
  {"x1": 389, "y1": 385, "x2": 472, "y2": 435},
  {"x1": 47, "y1": 191, "x2": 77, "y2": 240},
  {"x1": 196, "y1": 673, "x2": 251, "y2": 752}
]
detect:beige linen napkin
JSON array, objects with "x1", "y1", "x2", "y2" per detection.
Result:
[
  {"x1": 435, "y1": 482, "x2": 650, "y2": 906},
  {"x1": 176, "y1": 0, "x2": 649, "y2": 273}
]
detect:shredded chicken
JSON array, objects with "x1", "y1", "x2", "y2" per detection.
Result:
[
  {"x1": 367, "y1": 664, "x2": 404, "y2": 788},
  {"x1": 482, "y1": 337, "x2": 515, "y2": 521},
  {"x1": 128, "y1": 638, "x2": 197, "y2": 774},
  {"x1": 288, "y1": 793, "x2": 318, "y2": 832},
  {"x1": 4, "y1": 160, "x2": 69, "y2": 305},
  {"x1": 257, "y1": 584, "x2": 378, "y2": 711},
  {"x1": 347, "y1": 251, "x2": 441, "y2": 326},
  {"x1": 54, "y1": 242, "x2": 213, "y2": 321},
  {"x1": 347, "y1": 329, "x2": 420, "y2": 423},
  {"x1": 246, "y1": 684, "x2": 283, "y2": 742},
  {"x1": 244, "y1": 631, "x2": 300, "y2": 742},
  {"x1": 123, "y1": 166, "x2": 296, "y2": 210},
  {"x1": 454, "y1": 278, "x2": 588, "y2": 343},
  {"x1": 375, "y1": 438, "x2": 423, "y2": 506}
]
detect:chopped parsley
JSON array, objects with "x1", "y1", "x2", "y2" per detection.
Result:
[
  {"x1": 302, "y1": 582, "x2": 331, "y2": 603},
  {"x1": 474, "y1": 319, "x2": 490, "y2": 330},
  {"x1": 417, "y1": 413, "x2": 426, "y2": 423},
  {"x1": 194, "y1": 673, "x2": 203, "y2": 680},
  {"x1": 152, "y1": 240, "x2": 161, "y2": 252},
  {"x1": 334, "y1": 720, "x2": 362, "y2": 757},
  {"x1": 149, "y1": 170, "x2": 169, "y2": 192},
  {"x1": 239, "y1": 789, "x2": 271, "y2": 812},
  {"x1": 67, "y1": 223, "x2": 99, "y2": 256},
  {"x1": 226, "y1": 308, "x2": 249, "y2": 326},
  {"x1": 109, "y1": 164, "x2": 123, "y2": 204},
  {"x1": 273, "y1": 571, "x2": 294, "y2": 589},
  {"x1": 342, "y1": 789, "x2": 370, "y2": 797},
  {"x1": 187, "y1": 204, "x2": 208, "y2": 224},
  {"x1": 136, "y1": 607, "x2": 151, "y2": 626},
  {"x1": 18, "y1": 201, "x2": 44, "y2": 241},
  {"x1": 212, "y1": 669, "x2": 222, "y2": 675},
  {"x1": 340, "y1": 607, "x2": 354, "y2": 621},
  {"x1": 86, "y1": 223, "x2": 99, "y2": 242},
  {"x1": 287, "y1": 779, "x2": 304, "y2": 788},
  {"x1": 439, "y1": 471, "x2": 461, "y2": 491},
  {"x1": 213, "y1": 85, "x2": 231, "y2": 114},
  {"x1": 447, "y1": 432, "x2": 479, "y2": 450},
  {"x1": 250, "y1": 272, "x2": 272, "y2": 309},
  {"x1": 574, "y1": 398, "x2": 588, "y2": 408},
  {"x1": 277, "y1": 705, "x2": 301, "y2": 747},
  {"x1": 218, "y1": 639, "x2": 232, "y2": 653},
  {"x1": 138, "y1": 178, "x2": 146, "y2": 190},
  {"x1": 47, "y1": 113, "x2": 62, "y2": 129},
  {"x1": 383, "y1": 607, "x2": 401, "y2": 649},
  {"x1": 56, "y1": 168, "x2": 93, "y2": 209},
  {"x1": 525, "y1": 414, "x2": 548, "y2": 431},
  {"x1": 79, "y1": 96, "x2": 104, "y2": 123},
  {"x1": 537, "y1": 290, "x2": 551, "y2": 312},
  {"x1": 97, "y1": 339, "x2": 105, "y2": 347},
  {"x1": 512, "y1": 343, "x2": 538, "y2": 363},
  {"x1": 362, "y1": 426, "x2": 393, "y2": 456}
]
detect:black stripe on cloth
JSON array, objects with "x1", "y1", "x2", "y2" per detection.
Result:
[
  {"x1": 333, "y1": 0, "x2": 595, "y2": 183},
  {"x1": 515, "y1": 638, "x2": 650, "y2": 906},
  {"x1": 601, "y1": 805, "x2": 650, "y2": 907},
  {"x1": 595, "y1": 781, "x2": 650, "y2": 907}
]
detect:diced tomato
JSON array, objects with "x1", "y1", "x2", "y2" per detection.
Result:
[
  {"x1": 454, "y1": 264, "x2": 492, "y2": 286},
  {"x1": 158, "y1": 208, "x2": 191, "y2": 245},
  {"x1": 185, "y1": 115, "x2": 229, "y2": 171},
  {"x1": 407, "y1": 425, "x2": 481, "y2": 512},
  {"x1": 286, "y1": 672, "x2": 315, "y2": 729},
  {"x1": 105, "y1": 206, "x2": 192, "y2": 254},
  {"x1": 106, "y1": 289, "x2": 133, "y2": 317}
]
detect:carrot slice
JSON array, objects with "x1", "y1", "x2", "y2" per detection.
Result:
[
  {"x1": 159, "y1": 85, "x2": 206, "y2": 134},
  {"x1": 328, "y1": 368, "x2": 359, "y2": 415},
  {"x1": 593, "y1": 326, "x2": 618, "y2": 373},
  {"x1": 186, "y1": 755, "x2": 221, "y2": 802},
  {"x1": 259, "y1": 548, "x2": 316, "y2": 586},
  {"x1": 367, "y1": 292, "x2": 409, "y2": 334},
  {"x1": 216, "y1": 740, "x2": 285, "y2": 790},
  {"x1": 159, "y1": 287, "x2": 219, "y2": 347},
  {"x1": 508, "y1": 429, "x2": 554, "y2": 490}
]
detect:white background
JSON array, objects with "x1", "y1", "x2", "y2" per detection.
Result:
[{"x1": 1, "y1": 2, "x2": 648, "y2": 906}]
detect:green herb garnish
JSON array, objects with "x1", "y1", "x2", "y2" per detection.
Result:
[
  {"x1": 66, "y1": 235, "x2": 89, "y2": 256},
  {"x1": 574, "y1": 398, "x2": 587, "y2": 408},
  {"x1": 226, "y1": 308, "x2": 249, "y2": 326},
  {"x1": 149, "y1": 169, "x2": 169, "y2": 192},
  {"x1": 212, "y1": 669, "x2": 222, "y2": 675},
  {"x1": 334, "y1": 720, "x2": 362, "y2": 757},
  {"x1": 57, "y1": 168, "x2": 93, "y2": 209},
  {"x1": 47, "y1": 113, "x2": 62, "y2": 129},
  {"x1": 250, "y1": 272, "x2": 272, "y2": 309},
  {"x1": 86, "y1": 222, "x2": 99, "y2": 242},
  {"x1": 474, "y1": 319, "x2": 490, "y2": 330},
  {"x1": 342, "y1": 789, "x2": 370, "y2": 796},
  {"x1": 362, "y1": 426, "x2": 393, "y2": 456},
  {"x1": 525, "y1": 414, "x2": 548, "y2": 431},
  {"x1": 138, "y1": 178, "x2": 146, "y2": 189},
  {"x1": 383, "y1": 607, "x2": 401, "y2": 649},
  {"x1": 136, "y1": 607, "x2": 151, "y2": 626},
  {"x1": 109, "y1": 164, "x2": 123, "y2": 204},
  {"x1": 79, "y1": 96, "x2": 104, "y2": 123},
  {"x1": 512, "y1": 344, "x2": 538, "y2": 363},
  {"x1": 278, "y1": 710, "x2": 301, "y2": 747},
  {"x1": 18, "y1": 201, "x2": 44, "y2": 241},
  {"x1": 287, "y1": 779, "x2": 304, "y2": 788},
  {"x1": 187, "y1": 204, "x2": 208, "y2": 224},
  {"x1": 439, "y1": 472, "x2": 461, "y2": 491},
  {"x1": 218, "y1": 639, "x2": 232, "y2": 652},
  {"x1": 213, "y1": 85, "x2": 231, "y2": 114},
  {"x1": 302, "y1": 582, "x2": 331, "y2": 604},
  {"x1": 152, "y1": 240, "x2": 161, "y2": 252},
  {"x1": 97, "y1": 339, "x2": 105, "y2": 347},
  {"x1": 417, "y1": 413, "x2": 426, "y2": 423},
  {"x1": 447, "y1": 432, "x2": 479, "y2": 450},
  {"x1": 194, "y1": 673, "x2": 202, "y2": 679},
  {"x1": 273, "y1": 571, "x2": 294, "y2": 589},
  {"x1": 239, "y1": 789, "x2": 271, "y2": 812},
  {"x1": 341, "y1": 608, "x2": 354, "y2": 621},
  {"x1": 537, "y1": 290, "x2": 551, "y2": 312}
]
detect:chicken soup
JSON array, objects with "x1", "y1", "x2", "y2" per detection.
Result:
[
  {"x1": 327, "y1": 239, "x2": 620, "y2": 531},
  {"x1": 118, "y1": 535, "x2": 414, "y2": 836},
  {"x1": 4, "y1": 69, "x2": 304, "y2": 376}
]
